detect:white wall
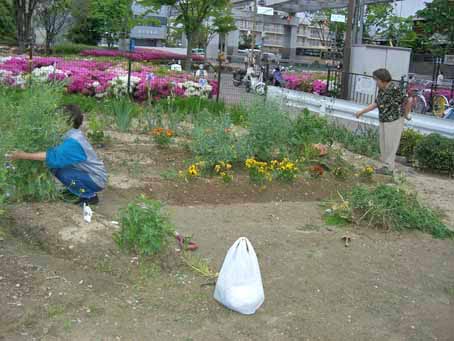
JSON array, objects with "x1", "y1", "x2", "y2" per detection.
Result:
[{"x1": 351, "y1": 45, "x2": 411, "y2": 80}]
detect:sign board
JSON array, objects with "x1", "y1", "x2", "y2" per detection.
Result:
[
  {"x1": 355, "y1": 76, "x2": 376, "y2": 95},
  {"x1": 129, "y1": 38, "x2": 136, "y2": 52},
  {"x1": 330, "y1": 14, "x2": 346, "y2": 23},
  {"x1": 257, "y1": 6, "x2": 274, "y2": 15},
  {"x1": 118, "y1": 39, "x2": 130, "y2": 52}
]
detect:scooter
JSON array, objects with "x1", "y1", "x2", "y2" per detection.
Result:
[{"x1": 246, "y1": 66, "x2": 266, "y2": 96}]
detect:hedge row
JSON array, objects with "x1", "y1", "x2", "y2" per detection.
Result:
[{"x1": 398, "y1": 129, "x2": 454, "y2": 175}]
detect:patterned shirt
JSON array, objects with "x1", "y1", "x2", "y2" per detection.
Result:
[{"x1": 375, "y1": 83, "x2": 406, "y2": 123}]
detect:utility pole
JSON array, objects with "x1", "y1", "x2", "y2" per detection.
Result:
[
  {"x1": 341, "y1": 0, "x2": 356, "y2": 99},
  {"x1": 250, "y1": 0, "x2": 258, "y2": 66}
]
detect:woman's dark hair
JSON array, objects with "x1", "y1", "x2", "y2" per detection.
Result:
[
  {"x1": 63, "y1": 104, "x2": 83, "y2": 129},
  {"x1": 372, "y1": 68, "x2": 392, "y2": 82}
]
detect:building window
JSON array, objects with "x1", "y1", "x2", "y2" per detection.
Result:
[
  {"x1": 310, "y1": 28, "x2": 320, "y2": 38},
  {"x1": 264, "y1": 23, "x2": 284, "y2": 34}
]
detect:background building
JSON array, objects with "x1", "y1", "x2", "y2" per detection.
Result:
[
  {"x1": 226, "y1": 7, "x2": 331, "y2": 64},
  {"x1": 130, "y1": 3, "x2": 171, "y2": 47}
]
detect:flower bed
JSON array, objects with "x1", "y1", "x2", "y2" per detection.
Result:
[
  {"x1": 282, "y1": 72, "x2": 328, "y2": 95},
  {"x1": 0, "y1": 56, "x2": 217, "y2": 100},
  {"x1": 80, "y1": 48, "x2": 204, "y2": 62}
]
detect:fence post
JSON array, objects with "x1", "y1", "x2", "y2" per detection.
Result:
[
  {"x1": 327, "y1": 68, "x2": 331, "y2": 95},
  {"x1": 127, "y1": 38, "x2": 135, "y2": 97},
  {"x1": 264, "y1": 60, "x2": 270, "y2": 102},
  {"x1": 28, "y1": 40, "x2": 33, "y2": 88},
  {"x1": 127, "y1": 54, "x2": 132, "y2": 96},
  {"x1": 216, "y1": 53, "x2": 223, "y2": 103},
  {"x1": 451, "y1": 80, "x2": 454, "y2": 101}
]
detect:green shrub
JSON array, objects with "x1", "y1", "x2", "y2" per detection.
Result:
[
  {"x1": 246, "y1": 101, "x2": 293, "y2": 161},
  {"x1": 114, "y1": 195, "x2": 175, "y2": 256},
  {"x1": 228, "y1": 104, "x2": 248, "y2": 126},
  {"x1": 398, "y1": 129, "x2": 424, "y2": 160},
  {"x1": 60, "y1": 93, "x2": 103, "y2": 114},
  {"x1": 327, "y1": 184, "x2": 453, "y2": 239},
  {"x1": 52, "y1": 43, "x2": 98, "y2": 55},
  {"x1": 414, "y1": 133, "x2": 454, "y2": 175},
  {"x1": 327, "y1": 122, "x2": 379, "y2": 158},
  {"x1": 0, "y1": 85, "x2": 67, "y2": 201},
  {"x1": 190, "y1": 115, "x2": 249, "y2": 167},
  {"x1": 289, "y1": 109, "x2": 330, "y2": 150}
]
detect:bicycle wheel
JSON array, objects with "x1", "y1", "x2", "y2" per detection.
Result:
[
  {"x1": 412, "y1": 95, "x2": 427, "y2": 115},
  {"x1": 432, "y1": 95, "x2": 449, "y2": 118}
]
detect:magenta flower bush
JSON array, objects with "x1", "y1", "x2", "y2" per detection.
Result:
[
  {"x1": 0, "y1": 55, "x2": 218, "y2": 100},
  {"x1": 80, "y1": 48, "x2": 204, "y2": 62},
  {"x1": 282, "y1": 72, "x2": 328, "y2": 95}
]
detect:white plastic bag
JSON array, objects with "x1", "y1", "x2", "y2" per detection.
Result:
[
  {"x1": 83, "y1": 203, "x2": 93, "y2": 223},
  {"x1": 214, "y1": 237, "x2": 264, "y2": 315}
]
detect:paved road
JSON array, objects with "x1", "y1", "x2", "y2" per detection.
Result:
[{"x1": 216, "y1": 73, "x2": 260, "y2": 105}]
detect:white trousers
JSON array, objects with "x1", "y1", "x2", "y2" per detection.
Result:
[{"x1": 379, "y1": 117, "x2": 405, "y2": 170}]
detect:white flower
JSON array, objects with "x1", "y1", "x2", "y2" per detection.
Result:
[{"x1": 31, "y1": 65, "x2": 66, "y2": 82}]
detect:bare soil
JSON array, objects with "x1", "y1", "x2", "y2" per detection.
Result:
[{"x1": 1, "y1": 130, "x2": 454, "y2": 341}]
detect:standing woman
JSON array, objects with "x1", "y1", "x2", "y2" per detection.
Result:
[{"x1": 355, "y1": 68, "x2": 411, "y2": 175}]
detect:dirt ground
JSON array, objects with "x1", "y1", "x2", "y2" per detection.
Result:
[{"x1": 1, "y1": 130, "x2": 454, "y2": 341}]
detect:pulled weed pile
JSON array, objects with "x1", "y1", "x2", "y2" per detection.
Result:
[{"x1": 326, "y1": 184, "x2": 453, "y2": 239}]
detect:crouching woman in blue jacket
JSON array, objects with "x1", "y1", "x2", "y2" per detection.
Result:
[{"x1": 9, "y1": 105, "x2": 107, "y2": 205}]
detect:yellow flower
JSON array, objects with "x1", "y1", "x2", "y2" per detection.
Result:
[
  {"x1": 188, "y1": 164, "x2": 199, "y2": 176},
  {"x1": 226, "y1": 163, "x2": 232, "y2": 170},
  {"x1": 220, "y1": 172, "x2": 226, "y2": 177},
  {"x1": 214, "y1": 165, "x2": 221, "y2": 173}
]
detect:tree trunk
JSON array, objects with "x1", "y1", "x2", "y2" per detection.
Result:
[{"x1": 185, "y1": 32, "x2": 193, "y2": 72}]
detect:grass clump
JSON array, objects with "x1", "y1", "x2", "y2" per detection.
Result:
[
  {"x1": 114, "y1": 195, "x2": 175, "y2": 256},
  {"x1": 0, "y1": 85, "x2": 67, "y2": 202},
  {"x1": 110, "y1": 98, "x2": 134, "y2": 132},
  {"x1": 326, "y1": 184, "x2": 453, "y2": 239}
]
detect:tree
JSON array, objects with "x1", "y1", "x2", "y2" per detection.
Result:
[
  {"x1": 0, "y1": 0, "x2": 16, "y2": 44},
  {"x1": 194, "y1": 7, "x2": 236, "y2": 61},
  {"x1": 36, "y1": 0, "x2": 71, "y2": 52},
  {"x1": 309, "y1": 9, "x2": 347, "y2": 47},
  {"x1": 91, "y1": 0, "x2": 134, "y2": 47},
  {"x1": 363, "y1": 3, "x2": 418, "y2": 48},
  {"x1": 14, "y1": 0, "x2": 43, "y2": 51},
  {"x1": 149, "y1": 0, "x2": 230, "y2": 71},
  {"x1": 416, "y1": 0, "x2": 454, "y2": 52},
  {"x1": 90, "y1": 0, "x2": 158, "y2": 48},
  {"x1": 66, "y1": 0, "x2": 102, "y2": 45}
]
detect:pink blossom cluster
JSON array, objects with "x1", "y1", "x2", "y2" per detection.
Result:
[
  {"x1": 282, "y1": 72, "x2": 328, "y2": 95},
  {"x1": 80, "y1": 48, "x2": 204, "y2": 62},
  {"x1": 0, "y1": 55, "x2": 218, "y2": 99}
]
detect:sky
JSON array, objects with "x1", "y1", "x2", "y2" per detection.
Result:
[{"x1": 392, "y1": 0, "x2": 432, "y2": 17}]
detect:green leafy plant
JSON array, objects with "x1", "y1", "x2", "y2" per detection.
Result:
[
  {"x1": 0, "y1": 85, "x2": 67, "y2": 202},
  {"x1": 326, "y1": 184, "x2": 453, "y2": 239},
  {"x1": 87, "y1": 115, "x2": 107, "y2": 146},
  {"x1": 398, "y1": 128, "x2": 423, "y2": 161},
  {"x1": 109, "y1": 98, "x2": 135, "y2": 132},
  {"x1": 114, "y1": 195, "x2": 175, "y2": 256},
  {"x1": 190, "y1": 115, "x2": 248, "y2": 168},
  {"x1": 246, "y1": 101, "x2": 292, "y2": 161},
  {"x1": 414, "y1": 133, "x2": 454, "y2": 175}
]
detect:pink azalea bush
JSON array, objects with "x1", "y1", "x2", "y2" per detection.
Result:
[
  {"x1": 282, "y1": 72, "x2": 328, "y2": 95},
  {"x1": 0, "y1": 55, "x2": 217, "y2": 100},
  {"x1": 80, "y1": 48, "x2": 204, "y2": 62}
]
